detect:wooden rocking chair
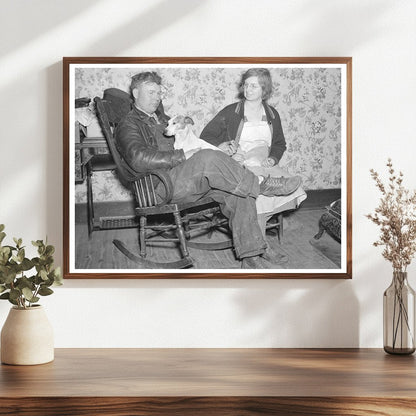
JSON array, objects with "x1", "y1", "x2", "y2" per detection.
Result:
[{"x1": 94, "y1": 95, "x2": 233, "y2": 269}]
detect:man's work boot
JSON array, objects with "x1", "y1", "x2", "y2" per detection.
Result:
[
  {"x1": 262, "y1": 246, "x2": 289, "y2": 265},
  {"x1": 259, "y1": 175, "x2": 302, "y2": 197},
  {"x1": 241, "y1": 255, "x2": 270, "y2": 269},
  {"x1": 241, "y1": 251, "x2": 289, "y2": 269}
]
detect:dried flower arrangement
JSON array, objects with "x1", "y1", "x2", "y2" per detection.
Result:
[{"x1": 366, "y1": 159, "x2": 416, "y2": 272}]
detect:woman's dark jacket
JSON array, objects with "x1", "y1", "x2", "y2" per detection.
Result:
[{"x1": 200, "y1": 100, "x2": 287, "y2": 164}]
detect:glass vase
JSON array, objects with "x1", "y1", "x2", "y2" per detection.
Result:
[{"x1": 383, "y1": 271, "x2": 415, "y2": 355}]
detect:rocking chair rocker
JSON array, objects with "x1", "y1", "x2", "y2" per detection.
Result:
[{"x1": 94, "y1": 94, "x2": 233, "y2": 269}]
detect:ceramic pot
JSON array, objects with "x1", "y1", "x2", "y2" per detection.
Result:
[{"x1": 1, "y1": 305, "x2": 54, "y2": 365}]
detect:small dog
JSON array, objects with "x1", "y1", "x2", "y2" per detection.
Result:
[{"x1": 164, "y1": 115, "x2": 220, "y2": 158}]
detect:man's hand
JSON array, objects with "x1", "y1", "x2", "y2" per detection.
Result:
[
  {"x1": 261, "y1": 157, "x2": 276, "y2": 168},
  {"x1": 232, "y1": 153, "x2": 245, "y2": 163},
  {"x1": 218, "y1": 140, "x2": 238, "y2": 156}
]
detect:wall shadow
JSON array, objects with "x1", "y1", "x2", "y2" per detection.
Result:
[
  {"x1": 0, "y1": 0, "x2": 101, "y2": 56},
  {"x1": 233, "y1": 279, "x2": 360, "y2": 347},
  {"x1": 288, "y1": 0, "x2": 393, "y2": 52},
  {"x1": 84, "y1": 0, "x2": 206, "y2": 56},
  {"x1": 46, "y1": 61, "x2": 64, "y2": 260}
]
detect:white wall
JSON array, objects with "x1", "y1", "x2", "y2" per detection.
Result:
[{"x1": 0, "y1": 0, "x2": 415, "y2": 347}]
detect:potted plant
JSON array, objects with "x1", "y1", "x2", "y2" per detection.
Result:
[
  {"x1": 367, "y1": 159, "x2": 416, "y2": 354},
  {"x1": 0, "y1": 224, "x2": 62, "y2": 365}
]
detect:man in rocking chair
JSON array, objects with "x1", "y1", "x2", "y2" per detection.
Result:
[{"x1": 115, "y1": 72, "x2": 301, "y2": 269}]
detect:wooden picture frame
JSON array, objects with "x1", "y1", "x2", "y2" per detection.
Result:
[{"x1": 63, "y1": 57, "x2": 352, "y2": 279}]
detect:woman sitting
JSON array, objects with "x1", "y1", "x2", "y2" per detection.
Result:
[
  {"x1": 201, "y1": 67, "x2": 286, "y2": 169},
  {"x1": 201, "y1": 67, "x2": 307, "y2": 232}
]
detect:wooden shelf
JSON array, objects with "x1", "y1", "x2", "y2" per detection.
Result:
[{"x1": 1, "y1": 348, "x2": 415, "y2": 415}]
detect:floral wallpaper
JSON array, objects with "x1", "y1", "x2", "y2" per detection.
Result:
[{"x1": 74, "y1": 66, "x2": 342, "y2": 203}]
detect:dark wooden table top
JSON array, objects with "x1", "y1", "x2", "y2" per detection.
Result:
[{"x1": 1, "y1": 348, "x2": 415, "y2": 415}]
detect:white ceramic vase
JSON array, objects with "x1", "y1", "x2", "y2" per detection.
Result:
[{"x1": 1, "y1": 305, "x2": 54, "y2": 365}]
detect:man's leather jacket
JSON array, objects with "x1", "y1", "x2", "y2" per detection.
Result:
[{"x1": 115, "y1": 106, "x2": 185, "y2": 173}]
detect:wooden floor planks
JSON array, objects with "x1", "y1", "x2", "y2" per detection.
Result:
[{"x1": 75, "y1": 208, "x2": 341, "y2": 271}]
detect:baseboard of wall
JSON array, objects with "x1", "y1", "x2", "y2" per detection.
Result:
[
  {"x1": 75, "y1": 200, "x2": 136, "y2": 224},
  {"x1": 299, "y1": 188, "x2": 341, "y2": 210}
]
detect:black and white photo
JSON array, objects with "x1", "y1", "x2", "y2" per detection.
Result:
[{"x1": 63, "y1": 57, "x2": 352, "y2": 279}]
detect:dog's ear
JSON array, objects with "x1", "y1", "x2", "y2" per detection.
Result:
[{"x1": 184, "y1": 116, "x2": 194, "y2": 125}]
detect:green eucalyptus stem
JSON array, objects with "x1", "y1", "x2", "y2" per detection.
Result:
[
  {"x1": 31, "y1": 284, "x2": 42, "y2": 308},
  {"x1": 17, "y1": 293, "x2": 25, "y2": 309},
  {"x1": 0, "y1": 224, "x2": 63, "y2": 308}
]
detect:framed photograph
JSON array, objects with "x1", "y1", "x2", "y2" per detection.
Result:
[{"x1": 63, "y1": 57, "x2": 352, "y2": 279}]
